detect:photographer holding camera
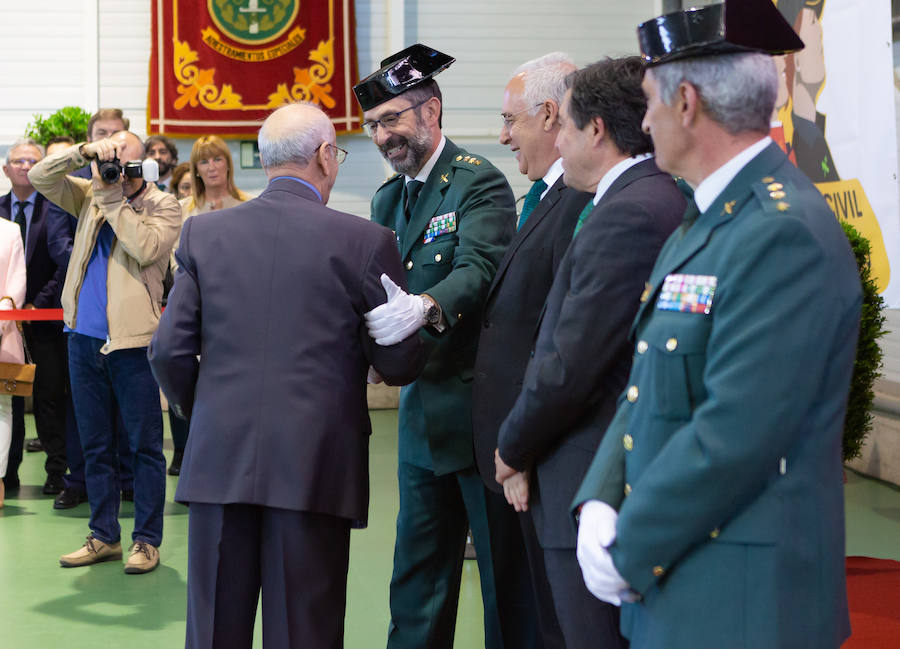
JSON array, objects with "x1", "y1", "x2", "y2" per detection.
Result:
[{"x1": 29, "y1": 131, "x2": 181, "y2": 574}]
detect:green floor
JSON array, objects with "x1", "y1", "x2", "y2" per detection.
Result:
[{"x1": 2, "y1": 410, "x2": 899, "y2": 647}]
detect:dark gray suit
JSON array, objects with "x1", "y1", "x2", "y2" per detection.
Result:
[
  {"x1": 497, "y1": 159, "x2": 684, "y2": 649},
  {"x1": 472, "y1": 176, "x2": 590, "y2": 649},
  {"x1": 149, "y1": 177, "x2": 424, "y2": 649}
]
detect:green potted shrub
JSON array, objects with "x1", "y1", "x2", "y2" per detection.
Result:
[
  {"x1": 24, "y1": 106, "x2": 91, "y2": 146},
  {"x1": 840, "y1": 220, "x2": 887, "y2": 462}
]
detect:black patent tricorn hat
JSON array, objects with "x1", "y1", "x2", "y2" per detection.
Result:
[
  {"x1": 353, "y1": 44, "x2": 455, "y2": 111},
  {"x1": 638, "y1": 0, "x2": 805, "y2": 67}
]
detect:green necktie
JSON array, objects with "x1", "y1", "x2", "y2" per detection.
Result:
[
  {"x1": 572, "y1": 200, "x2": 594, "y2": 239},
  {"x1": 13, "y1": 200, "x2": 27, "y2": 244},
  {"x1": 517, "y1": 179, "x2": 547, "y2": 230},
  {"x1": 682, "y1": 199, "x2": 700, "y2": 231}
]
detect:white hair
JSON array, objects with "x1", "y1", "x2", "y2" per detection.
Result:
[
  {"x1": 512, "y1": 52, "x2": 576, "y2": 116},
  {"x1": 6, "y1": 137, "x2": 44, "y2": 163},
  {"x1": 649, "y1": 52, "x2": 777, "y2": 135},
  {"x1": 258, "y1": 103, "x2": 334, "y2": 168}
]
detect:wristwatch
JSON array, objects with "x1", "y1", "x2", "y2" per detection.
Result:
[{"x1": 421, "y1": 294, "x2": 442, "y2": 327}]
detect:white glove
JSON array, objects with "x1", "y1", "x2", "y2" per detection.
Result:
[
  {"x1": 367, "y1": 366, "x2": 384, "y2": 384},
  {"x1": 576, "y1": 500, "x2": 638, "y2": 605},
  {"x1": 365, "y1": 274, "x2": 426, "y2": 345}
]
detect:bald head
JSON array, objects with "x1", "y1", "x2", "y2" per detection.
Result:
[
  {"x1": 111, "y1": 131, "x2": 145, "y2": 162},
  {"x1": 258, "y1": 103, "x2": 336, "y2": 169}
]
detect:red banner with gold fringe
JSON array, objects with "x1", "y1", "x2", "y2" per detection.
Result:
[{"x1": 148, "y1": 0, "x2": 360, "y2": 138}]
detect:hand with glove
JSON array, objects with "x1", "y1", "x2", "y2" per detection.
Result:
[
  {"x1": 365, "y1": 273, "x2": 426, "y2": 345},
  {"x1": 576, "y1": 500, "x2": 639, "y2": 606}
]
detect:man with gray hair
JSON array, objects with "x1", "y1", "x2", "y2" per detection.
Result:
[
  {"x1": 1, "y1": 137, "x2": 68, "y2": 497},
  {"x1": 572, "y1": 1, "x2": 860, "y2": 647},
  {"x1": 472, "y1": 51, "x2": 590, "y2": 649},
  {"x1": 149, "y1": 102, "x2": 423, "y2": 649}
]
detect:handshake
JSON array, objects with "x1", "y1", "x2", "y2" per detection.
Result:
[{"x1": 365, "y1": 273, "x2": 436, "y2": 346}]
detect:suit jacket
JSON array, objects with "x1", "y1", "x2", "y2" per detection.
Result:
[
  {"x1": 149, "y1": 178, "x2": 425, "y2": 525},
  {"x1": 472, "y1": 176, "x2": 590, "y2": 492},
  {"x1": 497, "y1": 159, "x2": 683, "y2": 549},
  {"x1": 0, "y1": 192, "x2": 66, "y2": 332},
  {"x1": 573, "y1": 144, "x2": 859, "y2": 648},
  {"x1": 370, "y1": 138, "x2": 515, "y2": 474}
]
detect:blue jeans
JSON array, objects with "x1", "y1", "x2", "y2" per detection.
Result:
[{"x1": 68, "y1": 333, "x2": 166, "y2": 546}]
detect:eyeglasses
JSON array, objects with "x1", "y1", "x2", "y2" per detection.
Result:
[
  {"x1": 8, "y1": 158, "x2": 38, "y2": 168},
  {"x1": 319, "y1": 143, "x2": 348, "y2": 165},
  {"x1": 362, "y1": 100, "x2": 428, "y2": 137},
  {"x1": 500, "y1": 103, "x2": 543, "y2": 129}
]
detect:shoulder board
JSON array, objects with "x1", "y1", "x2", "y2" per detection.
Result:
[
  {"x1": 751, "y1": 176, "x2": 793, "y2": 215},
  {"x1": 450, "y1": 153, "x2": 486, "y2": 171},
  {"x1": 380, "y1": 172, "x2": 403, "y2": 187}
]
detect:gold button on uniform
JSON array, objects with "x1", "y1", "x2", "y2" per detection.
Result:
[
  {"x1": 434, "y1": 253, "x2": 442, "y2": 262},
  {"x1": 640, "y1": 282, "x2": 651, "y2": 303},
  {"x1": 665, "y1": 337, "x2": 678, "y2": 352},
  {"x1": 623, "y1": 434, "x2": 634, "y2": 451},
  {"x1": 405, "y1": 260, "x2": 413, "y2": 270},
  {"x1": 769, "y1": 190, "x2": 786, "y2": 199},
  {"x1": 457, "y1": 313, "x2": 463, "y2": 320},
  {"x1": 636, "y1": 340, "x2": 648, "y2": 354},
  {"x1": 626, "y1": 386, "x2": 639, "y2": 402},
  {"x1": 624, "y1": 483, "x2": 632, "y2": 496},
  {"x1": 710, "y1": 528, "x2": 720, "y2": 539},
  {"x1": 761, "y1": 176, "x2": 775, "y2": 183},
  {"x1": 766, "y1": 182, "x2": 783, "y2": 192},
  {"x1": 653, "y1": 566, "x2": 665, "y2": 578}
]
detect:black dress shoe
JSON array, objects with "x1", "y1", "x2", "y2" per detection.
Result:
[
  {"x1": 25, "y1": 438, "x2": 43, "y2": 453},
  {"x1": 42, "y1": 474, "x2": 65, "y2": 495},
  {"x1": 121, "y1": 489, "x2": 134, "y2": 502},
  {"x1": 54, "y1": 486, "x2": 88, "y2": 509},
  {"x1": 168, "y1": 448, "x2": 184, "y2": 476}
]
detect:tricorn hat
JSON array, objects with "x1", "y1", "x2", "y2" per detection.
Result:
[
  {"x1": 353, "y1": 44, "x2": 455, "y2": 111},
  {"x1": 638, "y1": 0, "x2": 805, "y2": 67}
]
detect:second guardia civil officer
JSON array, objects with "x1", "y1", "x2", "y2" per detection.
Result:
[{"x1": 354, "y1": 45, "x2": 515, "y2": 649}]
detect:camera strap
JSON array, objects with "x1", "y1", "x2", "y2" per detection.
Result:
[{"x1": 126, "y1": 180, "x2": 148, "y2": 203}]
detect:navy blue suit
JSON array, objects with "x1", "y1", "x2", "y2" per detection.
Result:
[
  {"x1": 0, "y1": 191, "x2": 68, "y2": 484},
  {"x1": 149, "y1": 177, "x2": 424, "y2": 649}
]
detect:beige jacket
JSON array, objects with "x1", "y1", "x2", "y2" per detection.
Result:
[{"x1": 28, "y1": 145, "x2": 182, "y2": 353}]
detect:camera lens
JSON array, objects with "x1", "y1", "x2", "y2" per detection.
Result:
[{"x1": 98, "y1": 159, "x2": 122, "y2": 184}]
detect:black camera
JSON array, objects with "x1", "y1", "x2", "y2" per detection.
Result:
[{"x1": 97, "y1": 157, "x2": 144, "y2": 184}]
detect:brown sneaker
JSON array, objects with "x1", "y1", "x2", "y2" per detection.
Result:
[
  {"x1": 124, "y1": 541, "x2": 160, "y2": 574},
  {"x1": 60, "y1": 535, "x2": 123, "y2": 567}
]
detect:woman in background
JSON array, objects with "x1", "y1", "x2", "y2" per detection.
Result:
[
  {"x1": 0, "y1": 218, "x2": 27, "y2": 507},
  {"x1": 170, "y1": 162, "x2": 192, "y2": 200}
]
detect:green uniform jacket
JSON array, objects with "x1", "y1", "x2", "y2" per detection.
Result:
[
  {"x1": 572, "y1": 144, "x2": 859, "y2": 649},
  {"x1": 371, "y1": 138, "x2": 514, "y2": 474}
]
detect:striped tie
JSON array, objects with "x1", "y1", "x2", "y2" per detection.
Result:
[
  {"x1": 517, "y1": 179, "x2": 547, "y2": 230},
  {"x1": 572, "y1": 201, "x2": 594, "y2": 239}
]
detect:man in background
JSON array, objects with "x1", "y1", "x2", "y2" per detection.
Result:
[{"x1": 144, "y1": 135, "x2": 178, "y2": 192}]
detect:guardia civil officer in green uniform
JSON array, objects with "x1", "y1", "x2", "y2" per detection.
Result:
[
  {"x1": 571, "y1": 2, "x2": 861, "y2": 648},
  {"x1": 354, "y1": 45, "x2": 515, "y2": 649}
]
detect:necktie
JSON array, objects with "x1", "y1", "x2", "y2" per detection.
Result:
[
  {"x1": 518, "y1": 179, "x2": 547, "y2": 230},
  {"x1": 405, "y1": 180, "x2": 424, "y2": 220},
  {"x1": 572, "y1": 201, "x2": 594, "y2": 239},
  {"x1": 13, "y1": 201, "x2": 27, "y2": 244}
]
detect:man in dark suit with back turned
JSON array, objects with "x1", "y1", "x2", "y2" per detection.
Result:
[
  {"x1": 355, "y1": 44, "x2": 515, "y2": 649},
  {"x1": 493, "y1": 57, "x2": 684, "y2": 649},
  {"x1": 472, "y1": 52, "x2": 590, "y2": 649},
  {"x1": 1, "y1": 138, "x2": 68, "y2": 496},
  {"x1": 149, "y1": 103, "x2": 424, "y2": 649}
]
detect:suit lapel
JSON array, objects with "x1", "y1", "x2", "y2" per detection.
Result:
[
  {"x1": 633, "y1": 143, "x2": 786, "y2": 328},
  {"x1": 485, "y1": 176, "x2": 564, "y2": 306},
  {"x1": 25, "y1": 194, "x2": 44, "y2": 264},
  {"x1": 400, "y1": 142, "x2": 457, "y2": 260}
]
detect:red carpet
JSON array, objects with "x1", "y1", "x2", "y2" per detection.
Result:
[{"x1": 844, "y1": 556, "x2": 900, "y2": 648}]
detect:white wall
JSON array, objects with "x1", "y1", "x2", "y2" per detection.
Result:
[{"x1": 0, "y1": 0, "x2": 660, "y2": 213}]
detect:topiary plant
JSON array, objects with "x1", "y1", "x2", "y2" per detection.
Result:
[
  {"x1": 24, "y1": 106, "x2": 91, "y2": 146},
  {"x1": 840, "y1": 219, "x2": 887, "y2": 462}
]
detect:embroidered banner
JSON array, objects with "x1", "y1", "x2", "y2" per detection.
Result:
[{"x1": 149, "y1": 0, "x2": 361, "y2": 137}]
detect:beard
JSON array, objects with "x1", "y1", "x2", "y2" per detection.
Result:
[
  {"x1": 156, "y1": 159, "x2": 174, "y2": 178},
  {"x1": 378, "y1": 124, "x2": 433, "y2": 176}
]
